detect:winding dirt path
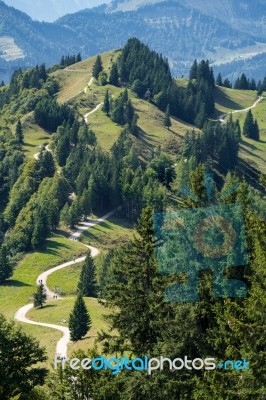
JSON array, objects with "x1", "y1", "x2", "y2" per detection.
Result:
[
  {"x1": 218, "y1": 95, "x2": 264, "y2": 125},
  {"x1": 14, "y1": 210, "x2": 116, "y2": 358},
  {"x1": 84, "y1": 102, "x2": 103, "y2": 124}
]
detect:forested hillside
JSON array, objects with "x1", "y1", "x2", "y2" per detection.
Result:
[{"x1": 0, "y1": 38, "x2": 265, "y2": 399}]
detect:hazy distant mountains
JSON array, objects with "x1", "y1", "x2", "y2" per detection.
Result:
[{"x1": 0, "y1": 0, "x2": 266, "y2": 82}]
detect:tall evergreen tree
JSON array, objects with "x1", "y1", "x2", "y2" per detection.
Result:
[
  {"x1": 0, "y1": 245, "x2": 12, "y2": 283},
  {"x1": 15, "y1": 120, "x2": 23, "y2": 144},
  {"x1": 243, "y1": 110, "x2": 259, "y2": 139},
  {"x1": 109, "y1": 63, "x2": 119, "y2": 86},
  {"x1": 163, "y1": 104, "x2": 171, "y2": 130},
  {"x1": 102, "y1": 89, "x2": 110, "y2": 115},
  {"x1": 78, "y1": 251, "x2": 97, "y2": 297},
  {"x1": 69, "y1": 293, "x2": 91, "y2": 341},
  {"x1": 216, "y1": 72, "x2": 223, "y2": 86},
  {"x1": 34, "y1": 283, "x2": 47, "y2": 309},
  {"x1": 92, "y1": 55, "x2": 103, "y2": 79}
]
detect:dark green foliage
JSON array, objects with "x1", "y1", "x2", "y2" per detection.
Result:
[
  {"x1": 216, "y1": 72, "x2": 223, "y2": 86},
  {"x1": 223, "y1": 77, "x2": 232, "y2": 88},
  {"x1": 119, "y1": 38, "x2": 172, "y2": 95},
  {"x1": 60, "y1": 53, "x2": 81, "y2": 67},
  {"x1": 34, "y1": 97, "x2": 74, "y2": 132},
  {"x1": 0, "y1": 245, "x2": 12, "y2": 283},
  {"x1": 34, "y1": 282, "x2": 47, "y2": 308},
  {"x1": 92, "y1": 55, "x2": 103, "y2": 79},
  {"x1": 234, "y1": 73, "x2": 258, "y2": 90},
  {"x1": 109, "y1": 63, "x2": 119, "y2": 86},
  {"x1": 0, "y1": 314, "x2": 47, "y2": 399},
  {"x1": 15, "y1": 120, "x2": 23, "y2": 144},
  {"x1": 163, "y1": 104, "x2": 171, "y2": 129},
  {"x1": 183, "y1": 117, "x2": 241, "y2": 172},
  {"x1": 78, "y1": 251, "x2": 97, "y2": 297},
  {"x1": 102, "y1": 89, "x2": 110, "y2": 115},
  {"x1": 243, "y1": 110, "x2": 260, "y2": 140},
  {"x1": 69, "y1": 293, "x2": 91, "y2": 341},
  {"x1": 110, "y1": 89, "x2": 136, "y2": 127},
  {"x1": 149, "y1": 153, "x2": 176, "y2": 188},
  {"x1": 101, "y1": 206, "x2": 163, "y2": 356}
]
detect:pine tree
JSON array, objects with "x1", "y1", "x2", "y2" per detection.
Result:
[
  {"x1": 189, "y1": 59, "x2": 198, "y2": 80},
  {"x1": 109, "y1": 63, "x2": 119, "y2": 86},
  {"x1": 78, "y1": 251, "x2": 97, "y2": 297},
  {"x1": 92, "y1": 55, "x2": 103, "y2": 79},
  {"x1": 101, "y1": 206, "x2": 164, "y2": 355},
  {"x1": 15, "y1": 120, "x2": 23, "y2": 144},
  {"x1": 0, "y1": 245, "x2": 12, "y2": 283},
  {"x1": 194, "y1": 103, "x2": 207, "y2": 128},
  {"x1": 216, "y1": 73, "x2": 223, "y2": 86},
  {"x1": 69, "y1": 293, "x2": 91, "y2": 341},
  {"x1": 163, "y1": 104, "x2": 171, "y2": 130},
  {"x1": 34, "y1": 282, "x2": 47, "y2": 308},
  {"x1": 102, "y1": 89, "x2": 110, "y2": 115},
  {"x1": 252, "y1": 119, "x2": 260, "y2": 141},
  {"x1": 223, "y1": 78, "x2": 232, "y2": 88},
  {"x1": 243, "y1": 110, "x2": 255, "y2": 138}
]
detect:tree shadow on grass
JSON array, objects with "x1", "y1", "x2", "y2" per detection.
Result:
[{"x1": 2, "y1": 280, "x2": 31, "y2": 287}]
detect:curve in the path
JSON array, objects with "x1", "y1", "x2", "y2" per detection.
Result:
[
  {"x1": 218, "y1": 95, "x2": 264, "y2": 125},
  {"x1": 14, "y1": 209, "x2": 116, "y2": 358},
  {"x1": 84, "y1": 102, "x2": 103, "y2": 124},
  {"x1": 33, "y1": 145, "x2": 51, "y2": 161}
]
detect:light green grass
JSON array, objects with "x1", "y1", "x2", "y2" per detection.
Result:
[
  {"x1": 19, "y1": 113, "x2": 51, "y2": 159},
  {"x1": 47, "y1": 253, "x2": 104, "y2": 295},
  {"x1": 80, "y1": 215, "x2": 133, "y2": 250},
  {"x1": 53, "y1": 50, "x2": 120, "y2": 104},
  {"x1": 27, "y1": 297, "x2": 109, "y2": 360},
  {"x1": 214, "y1": 86, "x2": 257, "y2": 116},
  {"x1": 230, "y1": 97, "x2": 266, "y2": 174},
  {"x1": 0, "y1": 231, "x2": 86, "y2": 320}
]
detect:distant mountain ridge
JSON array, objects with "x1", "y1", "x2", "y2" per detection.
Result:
[{"x1": 0, "y1": 0, "x2": 266, "y2": 82}]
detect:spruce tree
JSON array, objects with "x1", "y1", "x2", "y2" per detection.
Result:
[
  {"x1": 163, "y1": 104, "x2": 171, "y2": 130},
  {"x1": 101, "y1": 206, "x2": 165, "y2": 355},
  {"x1": 243, "y1": 110, "x2": 255, "y2": 138},
  {"x1": 34, "y1": 282, "x2": 47, "y2": 308},
  {"x1": 92, "y1": 55, "x2": 103, "y2": 79},
  {"x1": 109, "y1": 63, "x2": 119, "y2": 86},
  {"x1": 15, "y1": 120, "x2": 23, "y2": 144},
  {"x1": 0, "y1": 245, "x2": 12, "y2": 283},
  {"x1": 102, "y1": 89, "x2": 110, "y2": 115},
  {"x1": 69, "y1": 293, "x2": 91, "y2": 341},
  {"x1": 78, "y1": 251, "x2": 97, "y2": 297},
  {"x1": 216, "y1": 73, "x2": 223, "y2": 86},
  {"x1": 252, "y1": 119, "x2": 260, "y2": 141}
]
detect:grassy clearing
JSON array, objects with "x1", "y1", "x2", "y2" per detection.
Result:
[
  {"x1": 27, "y1": 297, "x2": 109, "y2": 361},
  {"x1": 80, "y1": 215, "x2": 133, "y2": 251},
  {"x1": 214, "y1": 86, "x2": 257, "y2": 116},
  {"x1": 231, "y1": 97, "x2": 266, "y2": 174},
  {"x1": 19, "y1": 113, "x2": 51, "y2": 159},
  {"x1": 0, "y1": 231, "x2": 86, "y2": 320},
  {"x1": 53, "y1": 50, "x2": 120, "y2": 104},
  {"x1": 47, "y1": 254, "x2": 104, "y2": 296}
]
